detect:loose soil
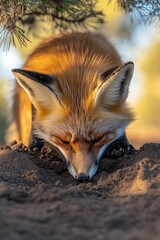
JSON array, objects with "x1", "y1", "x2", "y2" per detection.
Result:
[{"x1": 0, "y1": 142, "x2": 160, "y2": 240}]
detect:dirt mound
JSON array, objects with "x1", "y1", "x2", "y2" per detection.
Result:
[{"x1": 0, "y1": 142, "x2": 160, "y2": 239}]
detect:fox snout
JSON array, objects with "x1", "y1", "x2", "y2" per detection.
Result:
[
  {"x1": 67, "y1": 156, "x2": 98, "y2": 182},
  {"x1": 58, "y1": 130, "x2": 126, "y2": 181}
]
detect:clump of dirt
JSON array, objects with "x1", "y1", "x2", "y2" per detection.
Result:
[{"x1": 0, "y1": 141, "x2": 160, "y2": 240}]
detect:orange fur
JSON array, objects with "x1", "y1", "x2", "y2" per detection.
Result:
[
  {"x1": 7, "y1": 32, "x2": 126, "y2": 145},
  {"x1": 6, "y1": 32, "x2": 134, "y2": 180}
]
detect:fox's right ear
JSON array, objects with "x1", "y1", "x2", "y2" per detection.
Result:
[
  {"x1": 12, "y1": 69, "x2": 63, "y2": 111},
  {"x1": 95, "y1": 62, "x2": 134, "y2": 108}
]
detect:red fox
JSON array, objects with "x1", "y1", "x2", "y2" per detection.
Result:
[{"x1": 7, "y1": 32, "x2": 134, "y2": 181}]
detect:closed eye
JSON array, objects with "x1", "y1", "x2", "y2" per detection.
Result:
[
  {"x1": 59, "y1": 139, "x2": 69, "y2": 145},
  {"x1": 92, "y1": 135, "x2": 104, "y2": 144},
  {"x1": 51, "y1": 135, "x2": 70, "y2": 146},
  {"x1": 92, "y1": 132, "x2": 115, "y2": 146}
]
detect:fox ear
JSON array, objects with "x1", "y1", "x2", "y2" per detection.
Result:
[
  {"x1": 96, "y1": 62, "x2": 134, "y2": 107},
  {"x1": 12, "y1": 69, "x2": 62, "y2": 111}
]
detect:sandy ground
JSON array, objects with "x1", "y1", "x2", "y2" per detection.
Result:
[{"x1": 0, "y1": 142, "x2": 160, "y2": 240}]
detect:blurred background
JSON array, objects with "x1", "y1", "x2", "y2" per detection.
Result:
[{"x1": 0, "y1": 0, "x2": 160, "y2": 148}]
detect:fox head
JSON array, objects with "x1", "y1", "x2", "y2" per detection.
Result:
[{"x1": 12, "y1": 61, "x2": 134, "y2": 181}]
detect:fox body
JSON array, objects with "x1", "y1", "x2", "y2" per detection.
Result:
[{"x1": 7, "y1": 32, "x2": 134, "y2": 181}]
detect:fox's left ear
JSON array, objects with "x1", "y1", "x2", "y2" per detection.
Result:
[
  {"x1": 12, "y1": 69, "x2": 63, "y2": 112},
  {"x1": 96, "y1": 61, "x2": 134, "y2": 107}
]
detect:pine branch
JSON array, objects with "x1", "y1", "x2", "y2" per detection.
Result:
[
  {"x1": 109, "y1": 0, "x2": 160, "y2": 23},
  {"x1": 1, "y1": 0, "x2": 160, "y2": 51},
  {"x1": 0, "y1": 0, "x2": 104, "y2": 51},
  {"x1": 108, "y1": 0, "x2": 160, "y2": 41}
]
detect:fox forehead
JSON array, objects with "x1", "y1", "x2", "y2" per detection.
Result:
[
  {"x1": 24, "y1": 32, "x2": 122, "y2": 82},
  {"x1": 34, "y1": 107, "x2": 131, "y2": 140}
]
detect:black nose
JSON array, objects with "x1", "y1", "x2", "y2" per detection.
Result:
[{"x1": 77, "y1": 173, "x2": 89, "y2": 182}]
